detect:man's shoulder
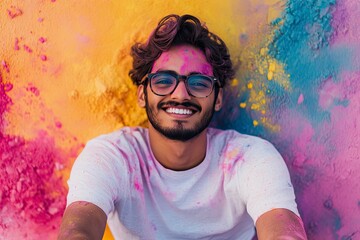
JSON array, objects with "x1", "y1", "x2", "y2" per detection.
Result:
[
  {"x1": 92, "y1": 126, "x2": 148, "y2": 141},
  {"x1": 207, "y1": 127, "x2": 268, "y2": 145},
  {"x1": 86, "y1": 126, "x2": 149, "y2": 149}
]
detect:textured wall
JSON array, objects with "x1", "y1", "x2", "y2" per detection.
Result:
[{"x1": 0, "y1": 0, "x2": 359, "y2": 239}]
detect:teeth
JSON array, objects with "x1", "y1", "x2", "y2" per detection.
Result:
[{"x1": 166, "y1": 108, "x2": 193, "y2": 115}]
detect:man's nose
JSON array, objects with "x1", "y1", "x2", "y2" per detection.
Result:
[{"x1": 170, "y1": 80, "x2": 191, "y2": 100}]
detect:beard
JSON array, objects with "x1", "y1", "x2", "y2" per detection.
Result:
[{"x1": 145, "y1": 97, "x2": 216, "y2": 142}]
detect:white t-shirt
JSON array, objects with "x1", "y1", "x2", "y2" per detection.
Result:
[{"x1": 67, "y1": 127, "x2": 299, "y2": 240}]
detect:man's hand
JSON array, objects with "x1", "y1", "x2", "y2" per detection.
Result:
[
  {"x1": 255, "y1": 208, "x2": 307, "y2": 240},
  {"x1": 58, "y1": 201, "x2": 107, "y2": 240}
]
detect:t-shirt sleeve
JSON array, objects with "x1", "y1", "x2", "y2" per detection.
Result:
[
  {"x1": 238, "y1": 138, "x2": 299, "y2": 224},
  {"x1": 66, "y1": 138, "x2": 129, "y2": 216}
]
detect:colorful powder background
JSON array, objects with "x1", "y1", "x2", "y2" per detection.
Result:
[{"x1": 0, "y1": 0, "x2": 359, "y2": 239}]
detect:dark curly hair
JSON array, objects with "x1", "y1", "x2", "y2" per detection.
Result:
[{"x1": 129, "y1": 14, "x2": 235, "y2": 87}]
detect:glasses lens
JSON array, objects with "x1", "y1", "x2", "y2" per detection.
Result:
[
  {"x1": 150, "y1": 73, "x2": 177, "y2": 95},
  {"x1": 187, "y1": 75, "x2": 213, "y2": 97}
]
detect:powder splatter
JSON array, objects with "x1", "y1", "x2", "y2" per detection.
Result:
[
  {"x1": 0, "y1": 58, "x2": 82, "y2": 239},
  {"x1": 39, "y1": 37, "x2": 47, "y2": 43},
  {"x1": 7, "y1": 6, "x2": 23, "y2": 19},
  {"x1": 1, "y1": 61, "x2": 10, "y2": 73},
  {"x1": 0, "y1": 73, "x2": 13, "y2": 127},
  {"x1": 40, "y1": 55, "x2": 48, "y2": 61},
  {"x1": 26, "y1": 84, "x2": 40, "y2": 96},
  {"x1": 23, "y1": 45, "x2": 33, "y2": 53},
  {"x1": 0, "y1": 131, "x2": 70, "y2": 239},
  {"x1": 14, "y1": 38, "x2": 20, "y2": 51}
]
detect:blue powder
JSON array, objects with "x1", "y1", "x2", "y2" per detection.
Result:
[{"x1": 267, "y1": 0, "x2": 355, "y2": 126}]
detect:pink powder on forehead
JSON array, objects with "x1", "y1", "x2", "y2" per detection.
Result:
[
  {"x1": 201, "y1": 64, "x2": 212, "y2": 75},
  {"x1": 151, "y1": 53, "x2": 170, "y2": 72}
]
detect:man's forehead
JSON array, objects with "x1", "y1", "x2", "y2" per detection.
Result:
[
  {"x1": 164, "y1": 45, "x2": 205, "y2": 57},
  {"x1": 151, "y1": 45, "x2": 213, "y2": 75}
]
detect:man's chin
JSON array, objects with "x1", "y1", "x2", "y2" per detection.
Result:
[{"x1": 154, "y1": 125, "x2": 203, "y2": 142}]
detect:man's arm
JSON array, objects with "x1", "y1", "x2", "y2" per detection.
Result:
[
  {"x1": 58, "y1": 201, "x2": 107, "y2": 240},
  {"x1": 255, "y1": 208, "x2": 307, "y2": 240}
]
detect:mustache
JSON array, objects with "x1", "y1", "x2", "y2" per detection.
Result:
[{"x1": 158, "y1": 101, "x2": 202, "y2": 112}]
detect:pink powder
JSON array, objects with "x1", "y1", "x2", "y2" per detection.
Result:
[
  {"x1": 297, "y1": 93, "x2": 304, "y2": 104},
  {"x1": 23, "y1": 45, "x2": 33, "y2": 53},
  {"x1": 274, "y1": 70, "x2": 360, "y2": 238},
  {"x1": 55, "y1": 121, "x2": 62, "y2": 128},
  {"x1": 39, "y1": 37, "x2": 47, "y2": 43},
  {"x1": 7, "y1": 6, "x2": 23, "y2": 19},
  {"x1": 1, "y1": 61, "x2": 10, "y2": 73},
  {"x1": 40, "y1": 55, "x2": 48, "y2": 61},
  {"x1": 201, "y1": 64, "x2": 212, "y2": 76},
  {"x1": 0, "y1": 75, "x2": 81, "y2": 235},
  {"x1": 134, "y1": 180, "x2": 143, "y2": 193},
  {"x1": 318, "y1": 78, "x2": 344, "y2": 110},
  {"x1": 0, "y1": 132, "x2": 67, "y2": 224},
  {"x1": 38, "y1": 18, "x2": 44, "y2": 23},
  {"x1": 26, "y1": 84, "x2": 40, "y2": 96},
  {"x1": 0, "y1": 74, "x2": 13, "y2": 119},
  {"x1": 14, "y1": 38, "x2": 20, "y2": 51},
  {"x1": 3, "y1": 83, "x2": 13, "y2": 92},
  {"x1": 221, "y1": 144, "x2": 244, "y2": 175}
]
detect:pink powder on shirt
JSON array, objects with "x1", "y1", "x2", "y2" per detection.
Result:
[{"x1": 134, "y1": 180, "x2": 143, "y2": 193}]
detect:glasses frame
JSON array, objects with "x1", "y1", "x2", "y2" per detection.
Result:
[{"x1": 143, "y1": 71, "x2": 221, "y2": 98}]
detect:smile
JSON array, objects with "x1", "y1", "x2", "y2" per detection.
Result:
[{"x1": 165, "y1": 107, "x2": 193, "y2": 115}]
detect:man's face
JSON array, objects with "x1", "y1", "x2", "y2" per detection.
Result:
[{"x1": 137, "y1": 45, "x2": 223, "y2": 141}]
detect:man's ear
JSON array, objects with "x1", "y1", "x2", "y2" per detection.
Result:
[
  {"x1": 214, "y1": 88, "x2": 223, "y2": 111},
  {"x1": 137, "y1": 85, "x2": 146, "y2": 108}
]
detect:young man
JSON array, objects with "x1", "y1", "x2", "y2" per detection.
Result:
[{"x1": 59, "y1": 14, "x2": 307, "y2": 239}]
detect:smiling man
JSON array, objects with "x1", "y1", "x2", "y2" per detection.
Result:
[{"x1": 59, "y1": 14, "x2": 307, "y2": 240}]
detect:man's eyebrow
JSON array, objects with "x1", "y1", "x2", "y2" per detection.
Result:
[
  {"x1": 155, "y1": 69, "x2": 178, "y2": 74},
  {"x1": 188, "y1": 71, "x2": 202, "y2": 75}
]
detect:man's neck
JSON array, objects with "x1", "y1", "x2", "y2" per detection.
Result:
[{"x1": 148, "y1": 125, "x2": 208, "y2": 171}]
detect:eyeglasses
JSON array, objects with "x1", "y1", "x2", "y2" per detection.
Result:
[{"x1": 143, "y1": 71, "x2": 220, "y2": 98}]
